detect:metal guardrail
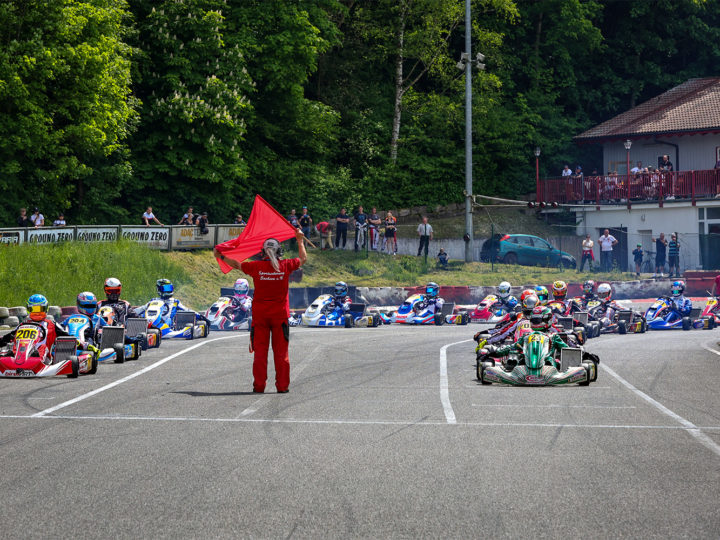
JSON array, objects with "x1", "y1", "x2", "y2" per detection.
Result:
[{"x1": 0, "y1": 224, "x2": 246, "y2": 250}]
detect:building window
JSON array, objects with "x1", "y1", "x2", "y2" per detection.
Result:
[
  {"x1": 707, "y1": 208, "x2": 720, "y2": 220},
  {"x1": 699, "y1": 208, "x2": 705, "y2": 220}
]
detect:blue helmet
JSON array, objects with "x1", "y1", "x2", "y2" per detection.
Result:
[
  {"x1": 156, "y1": 278, "x2": 174, "y2": 299},
  {"x1": 77, "y1": 292, "x2": 98, "y2": 316},
  {"x1": 671, "y1": 280, "x2": 685, "y2": 297},
  {"x1": 426, "y1": 282, "x2": 439, "y2": 299},
  {"x1": 334, "y1": 281, "x2": 348, "y2": 298},
  {"x1": 27, "y1": 293, "x2": 49, "y2": 322}
]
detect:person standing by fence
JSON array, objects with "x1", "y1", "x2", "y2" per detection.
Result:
[
  {"x1": 384, "y1": 211, "x2": 397, "y2": 254},
  {"x1": 335, "y1": 208, "x2": 349, "y2": 249},
  {"x1": 598, "y1": 229, "x2": 617, "y2": 272},
  {"x1": 416, "y1": 216, "x2": 433, "y2": 257},
  {"x1": 578, "y1": 234, "x2": 594, "y2": 272},
  {"x1": 668, "y1": 233, "x2": 681, "y2": 278},
  {"x1": 653, "y1": 233, "x2": 668, "y2": 278}
]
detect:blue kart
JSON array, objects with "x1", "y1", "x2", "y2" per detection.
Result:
[
  {"x1": 644, "y1": 297, "x2": 693, "y2": 331},
  {"x1": 301, "y1": 294, "x2": 380, "y2": 328}
]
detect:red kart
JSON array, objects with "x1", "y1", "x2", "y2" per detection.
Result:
[{"x1": 0, "y1": 322, "x2": 97, "y2": 378}]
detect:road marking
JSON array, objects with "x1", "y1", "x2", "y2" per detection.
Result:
[
  {"x1": 31, "y1": 334, "x2": 249, "y2": 417},
  {"x1": 601, "y1": 363, "x2": 720, "y2": 458},
  {"x1": 702, "y1": 344, "x2": 720, "y2": 357},
  {"x1": 5, "y1": 413, "x2": 720, "y2": 431},
  {"x1": 439, "y1": 339, "x2": 472, "y2": 424},
  {"x1": 471, "y1": 404, "x2": 636, "y2": 409}
]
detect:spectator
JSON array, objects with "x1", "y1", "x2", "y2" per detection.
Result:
[
  {"x1": 561, "y1": 165, "x2": 572, "y2": 177},
  {"x1": 234, "y1": 214, "x2": 246, "y2": 226},
  {"x1": 178, "y1": 206, "x2": 194, "y2": 225},
  {"x1": 631, "y1": 161, "x2": 643, "y2": 174},
  {"x1": 384, "y1": 211, "x2": 397, "y2": 254},
  {"x1": 142, "y1": 206, "x2": 163, "y2": 226},
  {"x1": 335, "y1": 208, "x2": 349, "y2": 249},
  {"x1": 287, "y1": 209, "x2": 299, "y2": 228},
  {"x1": 53, "y1": 214, "x2": 66, "y2": 227},
  {"x1": 299, "y1": 206, "x2": 313, "y2": 238},
  {"x1": 354, "y1": 205, "x2": 367, "y2": 252},
  {"x1": 416, "y1": 216, "x2": 433, "y2": 257},
  {"x1": 368, "y1": 207, "x2": 381, "y2": 251},
  {"x1": 578, "y1": 234, "x2": 594, "y2": 272},
  {"x1": 668, "y1": 233, "x2": 680, "y2": 278},
  {"x1": 197, "y1": 211, "x2": 209, "y2": 235},
  {"x1": 16, "y1": 208, "x2": 30, "y2": 227},
  {"x1": 316, "y1": 220, "x2": 334, "y2": 250},
  {"x1": 598, "y1": 228, "x2": 617, "y2": 272},
  {"x1": 437, "y1": 248, "x2": 449, "y2": 270},
  {"x1": 659, "y1": 154, "x2": 674, "y2": 172},
  {"x1": 652, "y1": 232, "x2": 668, "y2": 278},
  {"x1": 30, "y1": 208, "x2": 44, "y2": 228},
  {"x1": 632, "y1": 243, "x2": 643, "y2": 277}
]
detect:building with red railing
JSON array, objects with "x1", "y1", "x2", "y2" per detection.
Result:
[{"x1": 538, "y1": 78, "x2": 720, "y2": 272}]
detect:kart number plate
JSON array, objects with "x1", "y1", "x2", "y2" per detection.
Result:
[
  {"x1": 68, "y1": 317, "x2": 86, "y2": 324},
  {"x1": 528, "y1": 334, "x2": 546, "y2": 343},
  {"x1": 15, "y1": 328, "x2": 38, "y2": 340}
]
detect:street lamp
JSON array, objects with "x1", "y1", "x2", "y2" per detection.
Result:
[{"x1": 534, "y1": 147, "x2": 541, "y2": 204}]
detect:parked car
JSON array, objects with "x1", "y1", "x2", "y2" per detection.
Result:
[{"x1": 482, "y1": 234, "x2": 576, "y2": 268}]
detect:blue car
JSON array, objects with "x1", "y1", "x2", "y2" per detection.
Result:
[{"x1": 484, "y1": 234, "x2": 576, "y2": 268}]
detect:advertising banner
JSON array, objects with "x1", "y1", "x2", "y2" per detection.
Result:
[
  {"x1": 120, "y1": 226, "x2": 170, "y2": 249},
  {"x1": 171, "y1": 225, "x2": 216, "y2": 250},
  {"x1": 27, "y1": 227, "x2": 74, "y2": 244},
  {"x1": 0, "y1": 229, "x2": 25, "y2": 244},
  {"x1": 76, "y1": 226, "x2": 119, "y2": 242},
  {"x1": 215, "y1": 225, "x2": 245, "y2": 245}
]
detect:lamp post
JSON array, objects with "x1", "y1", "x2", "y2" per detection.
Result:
[
  {"x1": 534, "y1": 147, "x2": 541, "y2": 204},
  {"x1": 624, "y1": 139, "x2": 632, "y2": 205}
]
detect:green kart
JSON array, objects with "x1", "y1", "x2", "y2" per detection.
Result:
[{"x1": 477, "y1": 330, "x2": 599, "y2": 386}]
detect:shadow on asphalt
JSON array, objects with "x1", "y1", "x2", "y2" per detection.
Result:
[{"x1": 172, "y1": 391, "x2": 260, "y2": 397}]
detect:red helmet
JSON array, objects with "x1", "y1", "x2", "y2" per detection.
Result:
[
  {"x1": 104, "y1": 277, "x2": 122, "y2": 302},
  {"x1": 519, "y1": 289, "x2": 536, "y2": 303}
]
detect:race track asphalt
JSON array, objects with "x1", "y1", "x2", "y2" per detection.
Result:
[{"x1": 1, "y1": 323, "x2": 719, "y2": 538}]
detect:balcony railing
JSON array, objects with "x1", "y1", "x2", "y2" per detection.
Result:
[{"x1": 537, "y1": 169, "x2": 720, "y2": 208}]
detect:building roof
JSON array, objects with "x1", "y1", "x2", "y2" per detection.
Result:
[{"x1": 574, "y1": 77, "x2": 720, "y2": 143}]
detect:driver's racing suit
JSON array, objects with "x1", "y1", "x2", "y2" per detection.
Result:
[
  {"x1": 133, "y1": 297, "x2": 205, "y2": 328},
  {"x1": 326, "y1": 295, "x2": 351, "y2": 314},
  {"x1": 668, "y1": 295, "x2": 692, "y2": 317},
  {"x1": 229, "y1": 295, "x2": 253, "y2": 322},
  {"x1": 415, "y1": 296, "x2": 444, "y2": 314},
  {"x1": 483, "y1": 331, "x2": 568, "y2": 369},
  {"x1": 97, "y1": 299, "x2": 132, "y2": 325}
]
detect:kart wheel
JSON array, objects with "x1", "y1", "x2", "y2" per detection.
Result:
[
  {"x1": 371, "y1": 314, "x2": 380, "y2": 327},
  {"x1": 68, "y1": 356, "x2": 79, "y2": 378},
  {"x1": 640, "y1": 319, "x2": 648, "y2": 333},
  {"x1": 709, "y1": 318, "x2": 717, "y2": 330},
  {"x1": 198, "y1": 321, "x2": 209, "y2": 338},
  {"x1": 476, "y1": 358, "x2": 482, "y2": 381},
  {"x1": 479, "y1": 363, "x2": 492, "y2": 385},
  {"x1": 592, "y1": 322, "x2": 601, "y2": 338},
  {"x1": 88, "y1": 351, "x2": 99, "y2": 375},
  {"x1": 618, "y1": 321, "x2": 627, "y2": 335},
  {"x1": 140, "y1": 334, "x2": 149, "y2": 351},
  {"x1": 113, "y1": 343, "x2": 125, "y2": 364},
  {"x1": 575, "y1": 328, "x2": 586, "y2": 345},
  {"x1": 343, "y1": 314, "x2": 353, "y2": 328},
  {"x1": 149, "y1": 329, "x2": 161, "y2": 348},
  {"x1": 131, "y1": 343, "x2": 141, "y2": 360},
  {"x1": 460, "y1": 312, "x2": 469, "y2": 325},
  {"x1": 579, "y1": 363, "x2": 592, "y2": 386},
  {"x1": 434, "y1": 314, "x2": 444, "y2": 326},
  {"x1": 682, "y1": 317, "x2": 691, "y2": 331}
]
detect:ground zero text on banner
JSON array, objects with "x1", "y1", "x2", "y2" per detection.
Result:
[
  {"x1": 122, "y1": 231, "x2": 168, "y2": 241},
  {"x1": 28, "y1": 231, "x2": 73, "y2": 243}
]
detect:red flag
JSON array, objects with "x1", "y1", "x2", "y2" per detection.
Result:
[{"x1": 214, "y1": 195, "x2": 297, "y2": 273}]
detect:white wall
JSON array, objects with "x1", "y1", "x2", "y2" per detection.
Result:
[{"x1": 602, "y1": 133, "x2": 720, "y2": 173}]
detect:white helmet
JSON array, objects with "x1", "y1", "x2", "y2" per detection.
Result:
[
  {"x1": 597, "y1": 282, "x2": 612, "y2": 301},
  {"x1": 234, "y1": 278, "x2": 249, "y2": 299},
  {"x1": 497, "y1": 281, "x2": 511, "y2": 299}
]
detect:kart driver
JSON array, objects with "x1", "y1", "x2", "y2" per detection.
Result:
[
  {"x1": 474, "y1": 291, "x2": 538, "y2": 347},
  {"x1": 595, "y1": 282, "x2": 620, "y2": 332},
  {"x1": 668, "y1": 280, "x2": 692, "y2": 316},
  {"x1": 230, "y1": 278, "x2": 253, "y2": 322},
  {"x1": 534, "y1": 285, "x2": 549, "y2": 306},
  {"x1": 549, "y1": 280, "x2": 570, "y2": 315},
  {"x1": 327, "y1": 281, "x2": 351, "y2": 313},
  {"x1": 97, "y1": 277, "x2": 132, "y2": 325},
  {"x1": 496, "y1": 281, "x2": 518, "y2": 310},
  {"x1": 0, "y1": 294, "x2": 70, "y2": 357},
  {"x1": 61, "y1": 292, "x2": 101, "y2": 343},
  {"x1": 416, "y1": 282, "x2": 444, "y2": 314},
  {"x1": 133, "y1": 279, "x2": 199, "y2": 324}
]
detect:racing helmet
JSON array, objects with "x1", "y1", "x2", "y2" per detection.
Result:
[
  {"x1": 534, "y1": 285, "x2": 549, "y2": 305},
  {"x1": 156, "y1": 278, "x2": 174, "y2": 299},
  {"x1": 497, "y1": 281, "x2": 511, "y2": 299},
  {"x1": 671, "y1": 280, "x2": 685, "y2": 297},
  {"x1": 97, "y1": 305, "x2": 116, "y2": 326},
  {"x1": 426, "y1": 282, "x2": 439, "y2": 299},
  {"x1": 583, "y1": 280, "x2": 596, "y2": 296},
  {"x1": 551, "y1": 280, "x2": 568, "y2": 300},
  {"x1": 27, "y1": 294, "x2": 48, "y2": 322},
  {"x1": 334, "y1": 281, "x2": 348, "y2": 299},
  {"x1": 262, "y1": 238, "x2": 283, "y2": 258},
  {"x1": 77, "y1": 292, "x2": 98, "y2": 316},
  {"x1": 234, "y1": 278, "x2": 250, "y2": 299},
  {"x1": 597, "y1": 283, "x2": 612, "y2": 301},
  {"x1": 529, "y1": 306, "x2": 552, "y2": 330},
  {"x1": 519, "y1": 289, "x2": 536, "y2": 304},
  {"x1": 104, "y1": 277, "x2": 122, "y2": 302},
  {"x1": 521, "y1": 294, "x2": 539, "y2": 316}
]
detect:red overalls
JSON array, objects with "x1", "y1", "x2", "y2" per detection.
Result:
[{"x1": 240, "y1": 258, "x2": 300, "y2": 392}]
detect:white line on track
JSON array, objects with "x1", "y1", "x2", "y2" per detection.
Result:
[
  {"x1": 702, "y1": 344, "x2": 720, "y2": 357},
  {"x1": 601, "y1": 363, "x2": 720, "y2": 458},
  {"x1": 471, "y1": 404, "x2": 636, "y2": 409},
  {"x1": 439, "y1": 339, "x2": 472, "y2": 424},
  {"x1": 31, "y1": 334, "x2": 249, "y2": 417}
]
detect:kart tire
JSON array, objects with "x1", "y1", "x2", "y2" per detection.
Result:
[
  {"x1": 592, "y1": 322, "x2": 601, "y2": 338},
  {"x1": 682, "y1": 317, "x2": 691, "y2": 331},
  {"x1": 434, "y1": 314, "x2": 444, "y2": 326},
  {"x1": 4, "y1": 316, "x2": 19, "y2": 327},
  {"x1": 130, "y1": 343, "x2": 141, "y2": 360},
  {"x1": 371, "y1": 314, "x2": 380, "y2": 327},
  {"x1": 148, "y1": 328, "x2": 161, "y2": 348},
  {"x1": 709, "y1": 317, "x2": 717, "y2": 330},
  {"x1": 68, "y1": 356, "x2": 79, "y2": 378},
  {"x1": 140, "y1": 334, "x2": 149, "y2": 351},
  {"x1": 579, "y1": 363, "x2": 592, "y2": 386},
  {"x1": 618, "y1": 321, "x2": 627, "y2": 335},
  {"x1": 476, "y1": 358, "x2": 482, "y2": 381},
  {"x1": 0, "y1": 307, "x2": 9, "y2": 319},
  {"x1": 9, "y1": 306, "x2": 27, "y2": 318},
  {"x1": 113, "y1": 343, "x2": 125, "y2": 364},
  {"x1": 460, "y1": 312, "x2": 469, "y2": 325},
  {"x1": 479, "y1": 363, "x2": 492, "y2": 385},
  {"x1": 198, "y1": 321, "x2": 209, "y2": 338},
  {"x1": 88, "y1": 351, "x2": 99, "y2": 375},
  {"x1": 640, "y1": 319, "x2": 648, "y2": 333},
  {"x1": 343, "y1": 314, "x2": 353, "y2": 328}
]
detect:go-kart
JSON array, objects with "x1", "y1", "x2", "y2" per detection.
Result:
[
  {"x1": 692, "y1": 297, "x2": 719, "y2": 330},
  {"x1": 205, "y1": 297, "x2": 251, "y2": 331},
  {"x1": 0, "y1": 323, "x2": 97, "y2": 378},
  {"x1": 301, "y1": 295, "x2": 380, "y2": 327},
  {"x1": 63, "y1": 312, "x2": 153, "y2": 364},
  {"x1": 567, "y1": 299, "x2": 603, "y2": 338},
  {"x1": 644, "y1": 297, "x2": 694, "y2": 330},
  {"x1": 477, "y1": 331, "x2": 598, "y2": 386},
  {"x1": 143, "y1": 299, "x2": 209, "y2": 339},
  {"x1": 470, "y1": 294, "x2": 513, "y2": 323},
  {"x1": 385, "y1": 294, "x2": 469, "y2": 325}
]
